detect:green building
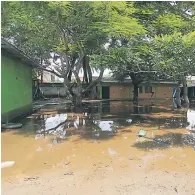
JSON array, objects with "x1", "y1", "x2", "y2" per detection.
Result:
[{"x1": 1, "y1": 39, "x2": 38, "y2": 123}]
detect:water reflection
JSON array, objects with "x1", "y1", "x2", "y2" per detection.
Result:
[
  {"x1": 187, "y1": 109, "x2": 195, "y2": 131},
  {"x1": 11, "y1": 100, "x2": 195, "y2": 147}
]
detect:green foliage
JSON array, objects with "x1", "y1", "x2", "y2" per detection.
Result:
[
  {"x1": 154, "y1": 13, "x2": 187, "y2": 34},
  {"x1": 91, "y1": 2, "x2": 145, "y2": 39},
  {"x1": 153, "y1": 32, "x2": 195, "y2": 80},
  {"x1": 2, "y1": 1, "x2": 195, "y2": 87}
]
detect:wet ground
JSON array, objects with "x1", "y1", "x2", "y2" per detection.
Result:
[{"x1": 2, "y1": 99, "x2": 195, "y2": 194}]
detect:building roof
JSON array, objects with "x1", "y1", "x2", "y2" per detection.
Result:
[
  {"x1": 92, "y1": 76, "x2": 177, "y2": 85},
  {"x1": 1, "y1": 38, "x2": 40, "y2": 68}
]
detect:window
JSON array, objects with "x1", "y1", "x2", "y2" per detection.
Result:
[
  {"x1": 138, "y1": 86, "x2": 143, "y2": 93},
  {"x1": 145, "y1": 86, "x2": 152, "y2": 93},
  {"x1": 51, "y1": 75, "x2": 55, "y2": 82}
]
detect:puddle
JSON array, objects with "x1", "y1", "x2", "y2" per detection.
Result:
[{"x1": 1, "y1": 100, "x2": 195, "y2": 180}]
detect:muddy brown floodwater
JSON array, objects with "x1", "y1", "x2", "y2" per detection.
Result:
[{"x1": 2, "y1": 100, "x2": 195, "y2": 195}]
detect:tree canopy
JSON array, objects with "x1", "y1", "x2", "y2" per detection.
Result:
[{"x1": 2, "y1": 1, "x2": 195, "y2": 105}]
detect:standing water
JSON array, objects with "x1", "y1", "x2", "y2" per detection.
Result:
[{"x1": 1, "y1": 100, "x2": 195, "y2": 182}]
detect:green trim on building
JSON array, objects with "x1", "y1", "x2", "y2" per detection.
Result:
[
  {"x1": 1, "y1": 38, "x2": 41, "y2": 123},
  {"x1": 100, "y1": 85, "x2": 102, "y2": 99},
  {"x1": 1, "y1": 55, "x2": 33, "y2": 123}
]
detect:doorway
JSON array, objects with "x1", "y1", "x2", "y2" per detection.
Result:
[{"x1": 102, "y1": 86, "x2": 110, "y2": 99}]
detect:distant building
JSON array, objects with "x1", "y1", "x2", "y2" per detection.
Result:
[
  {"x1": 187, "y1": 76, "x2": 195, "y2": 98},
  {"x1": 96, "y1": 77, "x2": 178, "y2": 100},
  {"x1": 39, "y1": 71, "x2": 64, "y2": 83}
]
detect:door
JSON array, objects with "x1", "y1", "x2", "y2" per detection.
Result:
[{"x1": 102, "y1": 86, "x2": 110, "y2": 99}]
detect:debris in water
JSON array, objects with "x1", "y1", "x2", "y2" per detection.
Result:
[
  {"x1": 126, "y1": 119, "x2": 132, "y2": 124},
  {"x1": 36, "y1": 147, "x2": 43, "y2": 152},
  {"x1": 2, "y1": 123, "x2": 22, "y2": 129},
  {"x1": 137, "y1": 129, "x2": 170, "y2": 144},
  {"x1": 1, "y1": 161, "x2": 15, "y2": 168},
  {"x1": 53, "y1": 139, "x2": 58, "y2": 145},
  {"x1": 47, "y1": 144, "x2": 53, "y2": 148},
  {"x1": 108, "y1": 148, "x2": 117, "y2": 156},
  {"x1": 182, "y1": 133, "x2": 195, "y2": 147},
  {"x1": 138, "y1": 129, "x2": 147, "y2": 137},
  {"x1": 64, "y1": 172, "x2": 74, "y2": 176},
  {"x1": 24, "y1": 176, "x2": 39, "y2": 181},
  {"x1": 35, "y1": 134, "x2": 44, "y2": 140}
]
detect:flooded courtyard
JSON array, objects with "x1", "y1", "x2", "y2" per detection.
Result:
[{"x1": 2, "y1": 100, "x2": 195, "y2": 195}]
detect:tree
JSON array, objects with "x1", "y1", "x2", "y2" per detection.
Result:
[
  {"x1": 92, "y1": 1, "x2": 195, "y2": 104},
  {"x1": 153, "y1": 32, "x2": 195, "y2": 106},
  {"x1": 1, "y1": 1, "x2": 145, "y2": 106},
  {"x1": 91, "y1": 38, "x2": 158, "y2": 102}
]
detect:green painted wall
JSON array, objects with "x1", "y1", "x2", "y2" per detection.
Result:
[{"x1": 1, "y1": 55, "x2": 32, "y2": 115}]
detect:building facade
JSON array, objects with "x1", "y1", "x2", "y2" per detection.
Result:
[
  {"x1": 1, "y1": 39, "x2": 38, "y2": 123},
  {"x1": 96, "y1": 78, "x2": 177, "y2": 100},
  {"x1": 39, "y1": 71, "x2": 64, "y2": 83}
]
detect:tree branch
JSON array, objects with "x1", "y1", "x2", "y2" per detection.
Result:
[
  {"x1": 72, "y1": 70, "x2": 81, "y2": 84},
  {"x1": 83, "y1": 67, "x2": 104, "y2": 93},
  {"x1": 36, "y1": 66, "x2": 63, "y2": 78}
]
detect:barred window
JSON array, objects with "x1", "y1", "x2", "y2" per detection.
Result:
[{"x1": 145, "y1": 86, "x2": 152, "y2": 93}]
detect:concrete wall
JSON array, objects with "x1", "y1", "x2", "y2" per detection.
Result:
[
  {"x1": 1, "y1": 55, "x2": 33, "y2": 123},
  {"x1": 99, "y1": 83, "x2": 175, "y2": 100},
  {"x1": 40, "y1": 85, "x2": 68, "y2": 97},
  {"x1": 138, "y1": 84, "x2": 173, "y2": 99},
  {"x1": 110, "y1": 85, "x2": 130, "y2": 99},
  {"x1": 40, "y1": 71, "x2": 64, "y2": 83}
]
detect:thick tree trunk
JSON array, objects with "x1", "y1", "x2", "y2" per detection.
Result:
[
  {"x1": 89, "y1": 87, "x2": 97, "y2": 99},
  {"x1": 133, "y1": 104, "x2": 139, "y2": 114},
  {"x1": 129, "y1": 72, "x2": 141, "y2": 104},
  {"x1": 182, "y1": 77, "x2": 189, "y2": 105},
  {"x1": 72, "y1": 84, "x2": 82, "y2": 106},
  {"x1": 133, "y1": 83, "x2": 139, "y2": 103},
  {"x1": 83, "y1": 55, "x2": 89, "y2": 84},
  {"x1": 72, "y1": 94, "x2": 82, "y2": 107}
]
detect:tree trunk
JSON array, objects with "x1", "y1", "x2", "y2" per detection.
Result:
[
  {"x1": 90, "y1": 87, "x2": 97, "y2": 99},
  {"x1": 83, "y1": 68, "x2": 104, "y2": 94},
  {"x1": 72, "y1": 94, "x2": 82, "y2": 107},
  {"x1": 72, "y1": 84, "x2": 82, "y2": 107},
  {"x1": 175, "y1": 87, "x2": 181, "y2": 108},
  {"x1": 83, "y1": 55, "x2": 89, "y2": 84},
  {"x1": 86, "y1": 56, "x2": 92, "y2": 83},
  {"x1": 133, "y1": 104, "x2": 139, "y2": 114},
  {"x1": 129, "y1": 72, "x2": 141, "y2": 104},
  {"x1": 182, "y1": 76, "x2": 189, "y2": 105},
  {"x1": 40, "y1": 72, "x2": 43, "y2": 83},
  {"x1": 133, "y1": 83, "x2": 139, "y2": 103},
  {"x1": 68, "y1": 70, "x2": 72, "y2": 82}
]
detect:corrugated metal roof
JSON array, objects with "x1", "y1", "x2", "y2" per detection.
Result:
[{"x1": 1, "y1": 38, "x2": 40, "y2": 68}]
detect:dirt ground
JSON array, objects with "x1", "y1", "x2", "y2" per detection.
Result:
[{"x1": 2, "y1": 168, "x2": 195, "y2": 195}]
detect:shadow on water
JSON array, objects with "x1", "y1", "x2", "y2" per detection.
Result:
[
  {"x1": 3, "y1": 100, "x2": 195, "y2": 146},
  {"x1": 132, "y1": 132, "x2": 195, "y2": 151}
]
